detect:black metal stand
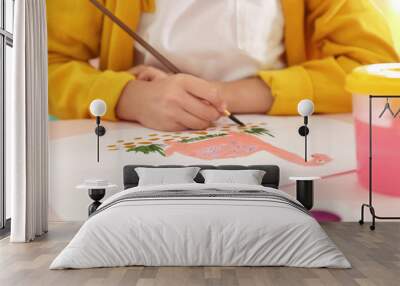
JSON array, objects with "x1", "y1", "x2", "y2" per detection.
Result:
[
  {"x1": 296, "y1": 180, "x2": 314, "y2": 210},
  {"x1": 94, "y1": 116, "x2": 106, "y2": 163},
  {"x1": 359, "y1": 95, "x2": 400, "y2": 231},
  {"x1": 88, "y1": 188, "x2": 105, "y2": 216},
  {"x1": 298, "y1": 117, "x2": 310, "y2": 162}
]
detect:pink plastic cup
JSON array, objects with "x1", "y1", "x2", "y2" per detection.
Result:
[{"x1": 347, "y1": 64, "x2": 400, "y2": 196}]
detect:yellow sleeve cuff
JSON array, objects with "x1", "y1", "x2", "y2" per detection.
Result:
[
  {"x1": 88, "y1": 71, "x2": 134, "y2": 121},
  {"x1": 258, "y1": 66, "x2": 313, "y2": 115}
]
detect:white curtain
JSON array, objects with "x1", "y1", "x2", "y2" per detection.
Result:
[{"x1": 8, "y1": 0, "x2": 49, "y2": 242}]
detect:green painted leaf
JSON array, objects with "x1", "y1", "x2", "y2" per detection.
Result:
[
  {"x1": 244, "y1": 127, "x2": 274, "y2": 137},
  {"x1": 179, "y1": 133, "x2": 227, "y2": 143},
  {"x1": 127, "y1": 144, "x2": 166, "y2": 156}
]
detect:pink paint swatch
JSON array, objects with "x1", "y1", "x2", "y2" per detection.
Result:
[{"x1": 311, "y1": 210, "x2": 341, "y2": 222}]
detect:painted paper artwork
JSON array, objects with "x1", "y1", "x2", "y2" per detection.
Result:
[{"x1": 107, "y1": 123, "x2": 332, "y2": 166}]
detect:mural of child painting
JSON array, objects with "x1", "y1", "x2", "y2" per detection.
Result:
[{"x1": 47, "y1": 0, "x2": 398, "y2": 131}]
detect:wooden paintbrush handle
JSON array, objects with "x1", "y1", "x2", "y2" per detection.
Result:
[{"x1": 89, "y1": 0, "x2": 181, "y2": 74}]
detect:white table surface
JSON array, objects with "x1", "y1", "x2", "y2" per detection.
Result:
[
  {"x1": 289, "y1": 177, "x2": 321, "y2": 181},
  {"x1": 76, "y1": 183, "x2": 118, "y2": 190}
]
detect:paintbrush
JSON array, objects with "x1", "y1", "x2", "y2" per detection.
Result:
[{"x1": 89, "y1": 0, "x2": 245, "y2": 127}]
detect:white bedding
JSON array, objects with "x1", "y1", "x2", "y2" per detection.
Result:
[{"x1": 50, "y1": 183, "x2": 350, "y2": 269}]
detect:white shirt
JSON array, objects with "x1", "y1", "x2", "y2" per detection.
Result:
[{"x1": 135, "y1": 0, "x2": 286, "y2": 81}]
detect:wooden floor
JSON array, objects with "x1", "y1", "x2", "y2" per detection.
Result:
[{"x1": 0, "y1": 222, "x2": 399, "y2": 286}]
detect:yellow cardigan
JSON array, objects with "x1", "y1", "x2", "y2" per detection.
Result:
[{"x1": 47, "y1": 0, "x2": 399, "y2": 121}]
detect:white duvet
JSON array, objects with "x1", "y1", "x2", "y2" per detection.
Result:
[{"x1": 50, "y1": 183, "x2": 350, "y2": 269}]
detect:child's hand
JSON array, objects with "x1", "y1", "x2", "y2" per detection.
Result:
[
  {"x1": 129, "y1": 65, "x2": 168, "y2": 81},
  {"x1": 116, "y1": 74, "x2": 227, "y2": 131}
]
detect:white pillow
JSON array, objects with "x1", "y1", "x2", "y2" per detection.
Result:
[
  {"x1": 135, "y1": 167, "x2": 200, "y2": 186},
  {"x1": 200, "y1": 169, "x2": 266, "y2": 185}
]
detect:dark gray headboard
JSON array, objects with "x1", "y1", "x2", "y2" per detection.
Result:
[{"x1": 123, "y1": 165, "x2": 280, "y2": 189}]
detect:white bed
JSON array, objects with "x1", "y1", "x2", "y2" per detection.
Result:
[{"x1": 50, "y1": 182, "x2": 350, "y2": 269}]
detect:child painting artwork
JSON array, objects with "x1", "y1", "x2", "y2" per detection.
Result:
[
  {"x1": 46, "y1": 0, "x2": 399, "y2": 223},
  {"x1": 47, "y1": 1, "x2": 398, "y2": 130}
]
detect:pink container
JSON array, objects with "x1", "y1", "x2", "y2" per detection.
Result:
[{"x1": 347, "y1": 64, "x2": 400, "y2": 197}]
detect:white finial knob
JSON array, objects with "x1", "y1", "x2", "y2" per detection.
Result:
[
  {"x1": 89, "y1": 99, "x2": 107, "y2": 117},
  {"x1": 297, "y1": 99, "x2": 314, "y2": 117}
]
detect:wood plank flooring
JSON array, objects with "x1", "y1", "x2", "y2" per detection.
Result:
[{"x1": 0, "y1": 222, "x2": 399, "y2": 286}]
